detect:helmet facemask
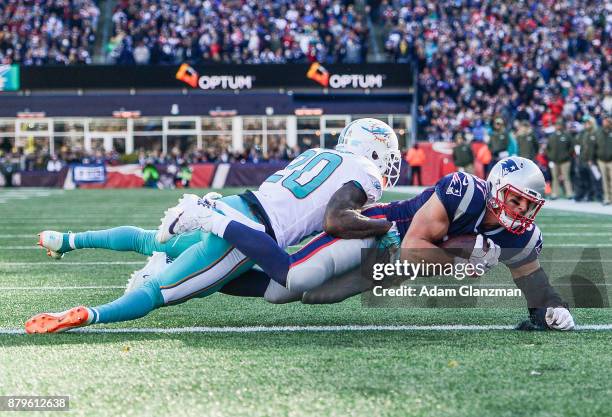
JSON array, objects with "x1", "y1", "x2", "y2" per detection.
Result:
[
  {"x1": 487, "y1": 184, "x2": 544, "y2": 234},
  {"x1": 383, "y1": 149, "x2": 402, "y2": 188}
]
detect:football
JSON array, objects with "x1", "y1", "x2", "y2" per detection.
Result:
[{"x1": 439, "y1": 234, "x2": 483, "y2": 260}]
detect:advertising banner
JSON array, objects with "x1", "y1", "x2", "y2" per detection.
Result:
[
  {"x1": 72, "y1": 164, "x2": 107, "y2": 184},
  {"x1": 20, "y1": 63, "x2": 412, "y2": 90},
  {"x1": 0, "y1": 65, "x2": 19, "y2": 91}
]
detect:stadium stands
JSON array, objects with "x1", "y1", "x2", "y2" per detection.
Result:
[
  {"x1": 107, "y1": 0, "x2": 369, "y2": 64},
  {"x1": 0, "y1": 0, "x2": 99, "y2": 65},
  {"x1": 379, "y1": 0, "x2": 611, "y2": 141},
  {"x1": 1, "y1": 0, "x2": 611, "y2": 199}
]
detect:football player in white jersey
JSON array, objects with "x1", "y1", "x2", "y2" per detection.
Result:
[{"x1": 25, "y1": 118, "x2": 402, "y2": 333}]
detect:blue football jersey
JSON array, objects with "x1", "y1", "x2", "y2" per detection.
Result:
[{"x1": 363, "y1": 172, "x2": 543, "y2": 268}]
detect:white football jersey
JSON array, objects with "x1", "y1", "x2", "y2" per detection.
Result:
[{"x1": 254, "y1": 148, "x2": 383, "y2": 248}]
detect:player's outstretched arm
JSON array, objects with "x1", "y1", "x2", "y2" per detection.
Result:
[
  {"x1": 324, "y1": 182, "x2": 393, "y2": 239},
  {"x1": 511, "y1": 260, "x2": 575, "y2": 331}
]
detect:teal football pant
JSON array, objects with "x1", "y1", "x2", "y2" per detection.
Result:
[{"x1": 88, "y1": 195, "x2": 259, "y2": 324}]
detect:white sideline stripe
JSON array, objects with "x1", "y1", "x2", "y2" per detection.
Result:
[
  {"x1": 0, "y1": 261, "x2": 143, "y2": 266},
  {"x1": 0, "y1": 324, "x2": 611, "y2": 335},
  {"x1": 0, "y1": 286, "x2": 123, "y2": 290}
]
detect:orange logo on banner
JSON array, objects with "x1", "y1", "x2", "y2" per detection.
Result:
[
  {"x1": 306, "y1": 62, "x2": 330, "y2": 87},
  {"x1": 176, "y1": 63, "x2": 199, "y2": 88}
]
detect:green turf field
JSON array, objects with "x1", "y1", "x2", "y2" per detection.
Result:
[{"x1": 0, "y1": 188, "x2": 610, "y2": 417}]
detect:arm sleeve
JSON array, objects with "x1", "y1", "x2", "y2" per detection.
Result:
[{"x1": 514, "y1": 267, "x2": 566, "y2": 308}]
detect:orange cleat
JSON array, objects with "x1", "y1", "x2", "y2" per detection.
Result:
[{"x1": 25, "y1": 306, "x2": 91, "y2": 334}]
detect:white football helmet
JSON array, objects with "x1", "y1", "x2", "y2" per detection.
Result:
[
  {"x1": 336, "y1": 118, "x2": 401, "y2": 188},
  {"x1": 486, "y1": 157, "x2": 545, "y2": 234}
]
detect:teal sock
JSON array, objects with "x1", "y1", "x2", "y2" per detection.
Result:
[
  {"x1": 73, "y1": 226, "x2": 154, "y2": 254},
  {"x1": 89, "y1": 284, "x2": 163, "y2": 324},
  {"x1": 59, "y1": 233, "x2": 74, "y2": 253}
]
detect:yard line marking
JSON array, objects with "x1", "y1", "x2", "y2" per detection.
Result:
[
  {"x1": 544, "y1": 232, "x2": 612, "y2": 236},
  {"x1": 0, "y1": 324, "x2": 610, "y2": 335},
  {"x1": 0, "y1": 261, "x2": 143, "y2": 266},
  {"x1": 547, "y1": 244, "x2": 612, "y2": 247},
  {"x1": 3, "y1": 246, "x2": 45, "y2": 249},
  {"x1": 538, "y1": 224, "x2": 612, "y2": 227},
  {"x1": 0, "y1": 286, "x2": 123, "y2": 290},
  {"x1": 0, "y1": 190, "x2": 64, "y2": 204}
]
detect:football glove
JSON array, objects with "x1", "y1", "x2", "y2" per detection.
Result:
[
  {"x1": 377, "y1": 222, "x2": 400, "y2": 250},
  {"x1": 202, "y1": 191, "x2": 222, "y2": 205},
  {"x1": 545, "y1": 306, "x2": 575, "y2": 331},
  {"x1": 467, "y1": 234, "x2": 501, "y2": 273},
  {"x1": 515, "y1": 307, "x2": 575, "y2": 331}
]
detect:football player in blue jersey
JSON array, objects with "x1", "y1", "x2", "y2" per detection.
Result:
[{"x1": 190, "y1": 156, "x2": 575, "y2": 331}]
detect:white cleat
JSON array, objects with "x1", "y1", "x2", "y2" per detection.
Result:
[
  {"x1": 156, "y1": 194, "x2": 216, "y2": 243},
  {"x1": 125, "y1": 252, "x2": 172, "y2": 294},
  {"x1": 37, "y1": 231, "x2": 66, "y2": 260}
]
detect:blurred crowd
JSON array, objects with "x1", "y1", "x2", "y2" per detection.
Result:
[
  {"x1": 108, "y1": 0, "x2": 368, "y2": 65},
  {"x1": 0, "y1": 141, "x2": 303, "y2": 190},
  {"x1": 0, "y1": 0, "x2": 99, "y2": 65},
  {"x1": 378, "y1": 0, "x2": 611, "y2": 142},
  {"x1": 444, "y1": 114, "x2": 612, "y2": 205},
  {"x1": 1, "y1": 0, "x2": 369, "y2": 66}
]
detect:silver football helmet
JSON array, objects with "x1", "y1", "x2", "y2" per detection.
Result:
[{"x1": 486, "y1": 157, "x2": 545, "y2": 234}]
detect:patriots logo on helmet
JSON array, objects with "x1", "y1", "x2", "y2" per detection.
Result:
[
  {"x1": 361, "y1": 124, "x2": 390, "y2": 143},
  {"x1": 500, "y1": 159, "x2": 521, "y2": 177}
]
